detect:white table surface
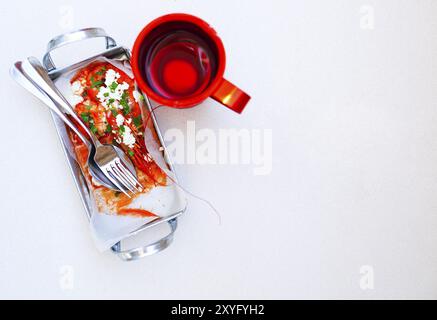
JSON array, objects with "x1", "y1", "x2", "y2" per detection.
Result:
[{"x1": 1, "y1": 0, "x2": 437, "y2": 299}]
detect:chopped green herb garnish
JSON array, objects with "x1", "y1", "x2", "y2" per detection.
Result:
[
  {"x1": 133, "y1": 116, "x2": 142, "y2": 128},
  {"x1": 109, "y1": 82, "x2": 118, "y2": 91},
  {"x1": 90, "y1": 76, "x2": 103, "y2": 88},
  {"x1": 96, "y1": 67, "x2": 107, "y2": 76},
  {"x1": 119, "y1": 125, "x2": 125, "y2": 134},
  {"x1": 81, "y1": 91, "x2": 88, "y2": 97},
  {"x1": 80, "y1": 112, "x2": 90, "y2": 123},
  {"x1": 105, "y1": 124, "x2": 112, "y2": 133},
  {"x1": 120, "y1": 94, "x2": 129, "y2": 103},
  {"x1": 120, "y1": 99, "x2": 128, "y2": 107},
  {"x1": 91, "y1": 80, "x2": 103, "y2": 88},
  {"x1": 103, "y1": 92, "x2": 109, "y2": 97},
  {"x1": 120, "y1": 95, "x2": 130, "y2": 115},
  {"x1": 108, "y1": 98, "x2": 115, "y2": 105},
  {"x1": 128, "y1": 150, "x2": 134, "y2": 157},
  {"x1": 85, "y1": 104, "x2": 92, "y2": 110},
  {"x1": 122, "y1": 104, "x2": 130, "y2": 115},
  {"x1": 110, "y1": 108, "x2": 118, "y2": 116},
  {"x1": 90, "y1": 124, "x2": 98, "y2": 134}
]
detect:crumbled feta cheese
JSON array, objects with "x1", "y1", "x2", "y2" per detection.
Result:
[
  {"x1": 111, "y1": 100, "x2": 120, "y2": 110},
  {"x1": 116, "y1": 82, "x2": 129, "y2": 96},
  {"x1": 71, "y1": 81, "x2": 83, "y2": 94},
  {"x1": 96, "y1": 69, "x2": 130, "y2": 109},
  {"x1": 115, "y1": 114, "x2": 125, "y2": 126},
  {"x1": 104, "y1": 69, "x2": 120, "y2": 86},
  {"x1": 133, "y1": 90, "x2": 142, "y2": 103},
  {"x1": 68, "y1": 81, "x2": 84, "y2": 106},
  {"x1": 96, "y1": 86, "x2": 111, "y2": 108},
  {"x1": 121, "y1": 126, "x2": 136, "y2": 148}
]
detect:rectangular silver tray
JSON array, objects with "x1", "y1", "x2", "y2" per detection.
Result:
[{"x1": 42, "y1": 28, "x2": 185, "y2": 261}]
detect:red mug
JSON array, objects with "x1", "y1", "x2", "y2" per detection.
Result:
[{"x1": 131, "y1": 13, "x2": 250, "y2": 113}]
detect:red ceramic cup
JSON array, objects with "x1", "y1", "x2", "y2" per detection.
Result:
[{"x1": 131, "y1": 13, "x2": 250, "y2": 113}]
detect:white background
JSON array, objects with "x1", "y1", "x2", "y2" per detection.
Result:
[{"x1": 1, "y1": 0, "x2": 437, "y2": 299}]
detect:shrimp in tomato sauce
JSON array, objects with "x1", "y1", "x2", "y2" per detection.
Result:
[{"x1": 67, "y1": 61, "x2": 167, "y2": 217}]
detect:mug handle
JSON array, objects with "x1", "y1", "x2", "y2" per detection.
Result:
[{"x1": 211, "y1": 78, "x2": 251, "y2": 114}]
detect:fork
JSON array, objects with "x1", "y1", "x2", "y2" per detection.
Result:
[{"x1": 22, "y1": 57, "x2": 143, "y2": 197}]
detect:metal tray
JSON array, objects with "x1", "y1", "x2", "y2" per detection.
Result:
[{"x1": 42, "y1": 28, "x2": 185, "y2": 261}]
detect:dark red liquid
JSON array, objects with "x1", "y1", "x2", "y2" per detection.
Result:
[{"x1": 144, "y1": 30, "x2": 217, "y2": 100}]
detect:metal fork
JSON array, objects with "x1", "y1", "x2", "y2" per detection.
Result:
[{"x1": 22, "y1": 57, "x2": 143, "y2": 197}]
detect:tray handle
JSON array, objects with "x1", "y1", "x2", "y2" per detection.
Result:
[
  {"x1": 111, "y1": 218, "x2": 178, "y2": 261},
  {"x1": 43, "y1": 27, "x2": 117, "y2": 71}
]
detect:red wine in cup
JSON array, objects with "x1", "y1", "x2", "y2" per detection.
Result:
[{"x1": 144, "y1": 30, "x2": 217, "y2": 100}]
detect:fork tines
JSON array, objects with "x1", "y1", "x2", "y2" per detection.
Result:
[{"x1": 105, "y1": 160, "x2": 143, "y2": 197}]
